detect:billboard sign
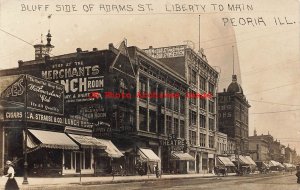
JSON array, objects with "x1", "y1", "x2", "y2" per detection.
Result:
[
  {"x1": 41, "y1": 59, "x2": 104, "y2": 103},
  {"x1": 26, "y1": 74, "x2": 64, "y2": 115},
  {"x1": 144, "y1": 45, "x2": 186, "y2": 59}
]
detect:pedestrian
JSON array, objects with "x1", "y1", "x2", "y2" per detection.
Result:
[
  {"x1": 2, "y1": 160, "x2": 19, "y2": 190},
  {"x1": 295, "y1": 168, "x2": 300, "y2": 184},
  {"x1": 155, "y1": 165, "x2": 160, "y2": 178}
]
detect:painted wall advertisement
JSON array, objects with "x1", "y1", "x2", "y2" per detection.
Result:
[
  {"x1": 41, "y1": 59, "x2": 104, "y2": 103},
  {"x1": 0, "y1": 74, "x2": 64, "y2": 115}
]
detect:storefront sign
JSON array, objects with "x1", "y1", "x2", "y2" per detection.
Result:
[
  {"x1": 41, "y1": 60, "x2": 104, "y2": 103},
  {"x1": 3, "y1": 111, "x2": 93, "y2": 129},
  {"x1": 78, "y1": 104, "x2": 107, "y2": 120},
  {"x1": 144, "y1": 45, "x2": 186, "y2": 59},
  {"x1": 160, "y1": 134, "x2": 187, "y2": 152},
  {"x1": 26, "y1": 75, "x2": 64, "y2": 115},
  {"x1": 93, "y1": 124, "x2": 112, "y2": 138}
]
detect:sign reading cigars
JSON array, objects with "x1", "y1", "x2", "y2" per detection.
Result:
[{"x1": 0, "y1": 74, "x2": 64, "y2": 115}]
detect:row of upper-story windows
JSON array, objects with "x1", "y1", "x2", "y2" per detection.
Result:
[{"x1": 189, "y1": 68, "x2": 216, "y2": 93}]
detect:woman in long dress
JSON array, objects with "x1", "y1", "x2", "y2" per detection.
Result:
[{"x1": 3, "y1": 160, "x2": 19, "y2": 190}]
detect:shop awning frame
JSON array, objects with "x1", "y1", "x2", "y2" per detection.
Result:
[
  {"x1": 27, "y1": 129, "x2": 79, "y2": 151},
  {"x1": 96, "y1": 139, "x2": 124, "y2": 158},
  {"x1": 68, "y1": 134, "x2": 106, "y2": 149},
  {"x1": 171, "y1": 152, "x2": 195, "y2": 161},
  {"x1": 138, "y1": 147, "x2": 160, "y2": 162},
  {"x1": 217, "y1": 156, "x2": 235, "y2": 167},
  {"x1": 245, "y1": 156, "x2": 257, "y2": 166},
  {"x1": 238, "y1": 155, "x2": 252, "y2": 165}
]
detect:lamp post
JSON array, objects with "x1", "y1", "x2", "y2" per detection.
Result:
[{"x1": 22, "y1": 75, "x2": 28, "y2": 185}]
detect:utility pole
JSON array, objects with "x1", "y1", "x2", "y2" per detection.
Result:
[{"x1": 22, "y1": 75, "x2": 28, "y2": 184}]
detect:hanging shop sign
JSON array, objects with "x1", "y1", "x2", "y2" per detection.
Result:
[
  {"x1": 41, "y1": 59, "x2": 104, "y2": 103},
  {"x1": 3, "y1": 111, "x2": 93, "y2": 129},
  {"x1": 144, "y1": 45, "x2": 186, "y2": 59},
  {"x1": 0, "y1": 74, "x2": 64, "y2": 115}
]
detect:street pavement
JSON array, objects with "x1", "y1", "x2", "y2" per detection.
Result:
[{"x1": 0, "y1": 172, "x2": 297, "y2": 190}]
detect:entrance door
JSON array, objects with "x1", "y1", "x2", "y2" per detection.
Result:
[{"x1": 196, "y1": 155, "x2": 200, "y2": 173}]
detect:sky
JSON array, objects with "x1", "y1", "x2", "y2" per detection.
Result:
[{"x1": 0, "y1": 0, "x2": 300, "y2": 153}]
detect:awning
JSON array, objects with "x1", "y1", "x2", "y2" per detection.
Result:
[
  {"x1": 262, "y1": 162, "x2": 270, "y2": 168},
  {"x1": 96, "y1": 139, "x2": 124, "y2": 158},
  {"x1": 245, "y1": 156, "x2": 257, "y2": 166},
  {"x1": 68, "y1": 134, "x2": 106, "y2": 149},
  {"x1": 238, "y1": 155, "x2": 252, "y2": 165},
  {"x1": 217, "y1": 156, "x2": 235, "y2": 167},
  {"x1": 28, "y1": 129, "x2": 79, "y2": 150},
  {"x1": 138, "y1": 148, "x2": 160, "y2": 162},
  {"x1": 171, "y1": 152, "x2": 195, "y2": 161},
  {"x1": 269, "y1": 160, "x2": 281, "y2": 167}
]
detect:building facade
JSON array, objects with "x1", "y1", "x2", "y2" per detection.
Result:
[
  {"x1": 1, "y1": 39, "x2": 223, "y2": 176},
  {"x1": 144, "y1": 46, "x2": 219, "y2": 174},
  {"x1": 217, "y1": 75, "x2": 250, "y2": 154}
]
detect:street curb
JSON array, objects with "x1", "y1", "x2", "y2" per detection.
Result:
[{"x1": 19, "y1": 172, "x2": 294, "y2": 189}]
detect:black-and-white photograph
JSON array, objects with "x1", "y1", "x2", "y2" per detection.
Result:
[{"x1": 0, "y1": 0, "x2": 299, "y2": 189}]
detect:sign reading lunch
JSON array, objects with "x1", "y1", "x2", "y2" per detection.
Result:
[
  {"x1": 26, "y1": 75, "x2": 64, "y2": 115},
  {"x1": 41, "y1": 60, "x2": 104, "y2": 103}
]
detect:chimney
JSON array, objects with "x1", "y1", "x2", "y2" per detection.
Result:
[
  {"x1": 149, "y1": 46, "x2": 153, "y2": 49},
  {"x1": 109, "y1": 43, "x2": 114, "y2": 50},
  {"x1": 76, "y1": 48, "x2": 82, "y2": 53},
  {"x1": 93, "y1": 48, "x2": 98, "y2": 51}
]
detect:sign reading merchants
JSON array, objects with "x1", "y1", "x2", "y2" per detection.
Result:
[{"x1": 41, "y1": 59, "x2": 104, "y2": 103}]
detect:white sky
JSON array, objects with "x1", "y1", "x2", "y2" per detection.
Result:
[{"x1": 0, "y1": 0, "x2": 300, "y2": 153}]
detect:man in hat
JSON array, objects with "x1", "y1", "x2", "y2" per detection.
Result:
[{"x1": 2, "y1": 160, "x2": 19, "y2": 190}]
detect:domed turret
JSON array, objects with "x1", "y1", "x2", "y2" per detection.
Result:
[{"x1": 227, "y1": 75, "x2": 243, "y2": 94}]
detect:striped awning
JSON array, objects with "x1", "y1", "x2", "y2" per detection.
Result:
[
  {"x1": 238, "y1": 155, "x2": 252, "y2": 165},
  {"x1": 96, "y1": 139, "x2": 124, "y2": 158},
  {"x1": 217, "y1": 156, "x2": 235, "y2": 167},
  {"x1": 245, "y1": 156, "x2": 257, "y2": 166},
  {"x1": 68, "y1": 134, "x2": 106, "y2": 149},
  {"x1": 138, "y1": 148, "x2": 160, "y2": 162},
  {"x1": 171, "y1": 152, "x2": 195, "y2": 161},
  {"x1": 28, "y1": 129, "x2": 79, "y2": 150}
]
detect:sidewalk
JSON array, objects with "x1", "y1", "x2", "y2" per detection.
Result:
[{"x1": 0, "y1": 173, "x2": 236, "y2": 189}]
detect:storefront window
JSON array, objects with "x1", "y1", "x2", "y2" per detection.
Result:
[
  {"x1": 149, "y1": 110, "x2": 156, "y2": 133},
  {"x1": 84, "y1": 149, "x2": 91, "y2": 169},
  {"x1": 139, "y1": 107, "x2": 147, "y2": 131},
  {"x1": 202, "y1": 158, "x2": 208, "y2": 170},
  {"x1": 64, "y1": 151, "x2": 72, "y2": 170}
]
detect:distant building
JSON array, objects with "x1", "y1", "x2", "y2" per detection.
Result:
[
  {"x1": 249, "y1": 129, "x2": 270, "y2": 162},
  {"x1": 217, "y1": 74, "x2": 250, "y2": 154},
  {"x1": 216, "y1": 132, "x2": 227, "y2": 155}
]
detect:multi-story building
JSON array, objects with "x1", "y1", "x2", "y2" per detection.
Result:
[
  {"x1": 144, "y1": 46, "x2": 219, "y2": 174},
  {"x1": 216, "y1": 132, "x2": 227, "y2": 155},
  {"x1": 249, "y1": 129, "x2": 270, "y2": 162},
  {"x1": 217, "y1": 74, "x2": 250, "y2": 154},
  {"x1": 0, "y1": 37, "x2": 222, "y2": 175}
]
